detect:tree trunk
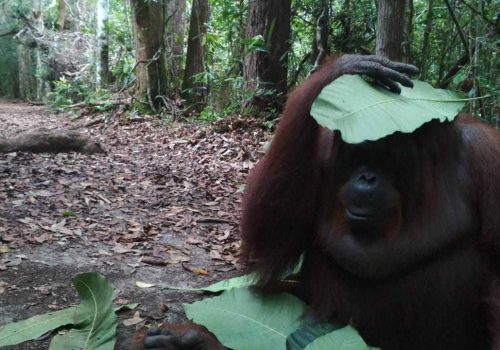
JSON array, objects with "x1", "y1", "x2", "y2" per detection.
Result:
[
  {"x1": 375, "y1": 0, "x2": 405, "y2": 60},
  {"x1": 33, "y1": 0, "x2": 48, "y2": 100},
  {"x1": 403, "y1": 0, "x2": 414, "y2": 63},
  {"x1": 311, "y1": 1, "x2": 330, "y2": 72},
  {"x1": 96, "y1": 0, "x2": 109, "y2": 89},
  {"x1": 182, "y1": 0, "x2": 210, "y2": 111},
  {"x1": 165, "y1": 0, "x2": 186, "y2": 92},
  {"x1": 420, "y1": 0, "x2": 434, "y2": 80},
  {"x1": 243, "y1": 0, "x2": 292, "y2": 109},
  {"x1": 131, "y1": 0, "x2": 168, "y2": 112},
  {"x1": 18, "y1": 44, "x2": 36, "y2": 100},
  {"x1": 56, "y1": 0, "x2": 67, "y2": 30}
]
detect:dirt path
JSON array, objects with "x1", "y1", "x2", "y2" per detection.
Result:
[{"x1": 0, "y1": 101, "x2": 268, "y2": 349}]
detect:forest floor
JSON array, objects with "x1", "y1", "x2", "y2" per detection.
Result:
[{"x1": 0, "y1": 100, "x2": 270, "y2": 349}]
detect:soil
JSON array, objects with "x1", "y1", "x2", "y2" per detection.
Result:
[{"x1": 0, "y1": 101, "x2": 270, "y2": 349}]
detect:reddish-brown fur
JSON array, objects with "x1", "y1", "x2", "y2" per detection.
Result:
[
  {"x1": 133, "y1": 57, "x2": 500, "y2": 350},
  {"x1": 240, "y1": 59, "x2": 500, "y2": 349}
]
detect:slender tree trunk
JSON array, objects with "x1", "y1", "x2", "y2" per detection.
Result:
[
  {"x1": 311, "y1": 1, "x2": 330, "y2": 71},
  {"x1": 165, "y1": 0, "x2": 186, "y2": 92},
  {"x1": 96, "y1": 0, "x2": 109, "y2": 89},
  {"x1": 229, "y1": 0, "x2": 246, "y2": 76},
  {"x1": 33, "y1": 0, "x2": 48, "y2": 100},
  {"x1": 56, "y1": 0, "x2": 67, "y2": 30},
  {"x1": 376, "y1": 0, "x2": 405, "y2": 60},
  {"x1": 131, "y1": 0, "x2": 168, "y2": 112},
  {"x1": 182, "y1": 0, "x2": 210, "y2": 111},
  {"x1": 403, "y1": 0, "x2": 414, "y2": 63},
  {"x1": 420, "y1": 0, "x2": 434, "y2": 80},
  {"x1": 339, "y1": 0, "x2": 352, "y2": 52},
  {"x1": 243, "y1": 0, "x2": 292, "y2": 109},
  {"x1": 18, "y1": 44, "x2": 36, "y2": 100}
]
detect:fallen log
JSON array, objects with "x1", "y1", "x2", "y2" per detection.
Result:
[{"x1": 0, "y1": 130, "x2": 104, "y2": 154}]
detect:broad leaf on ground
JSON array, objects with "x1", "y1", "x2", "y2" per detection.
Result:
[
  {"x1": 0, "y1": 272, "x2": 117, "y2": 349},
  {"x1": 200, "y1": 274, "x2": 258, "y2": 292},
  {"x1": 49, "y1": 273, "x2": 117, "y2": 350},
  {"x1": 304, "y1": 326, "x2": 380, "y2": 350},
  {"x1": 0, "y1": 307, "x2": 77, "y2": 347},
  {"x1": 310, "y1": 75, "x2": 465, "y2": 143},
  {"x1": 161, "y1": 273, "x2": 257, "y2": 292},
  {"x1": 185, "y1": 288, "x2": 305, "y2": 350}
]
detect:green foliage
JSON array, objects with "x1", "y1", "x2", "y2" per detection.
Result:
[
  {"x1": 131, "y1": 100, "x2": 154, "y2": 115},
  {"x1": 46, "y1": 77, "x2": 112, "y2": 112},
  {"x1": 63, "y1": 210, "x2": 76, "y2": 217},
  {"x1": 0, "y1": 308, "x2": 77, "y2": 347},
  {"x1": 162, "y1": 273, "x2": 258, "y2": 292},
  {"x1": 0, "y1": 38, "x2": 19, "y2": 98},
  {"x1": 241, "y1": 35, "x2": 267, "y2": 53},
  {"x1": 46, "y1": 78, "x2": 74, "y2": 110},
  {"x1": 112, "y1": 53, "x2": 135, "y2": 86},
  {"x1": 409, "y1": 0, "x2": 500, "y2": 120},
  {"x1": 185, "y1": 288, "x2": 306, "y2": 350},
  {"x1": 185, "y1": 286, "x2": 377, "y2": 350},
  {"x1": 0, "y1": 273, "x2": 117, "y2": 350},
  {"x1": 199, "y1": 106, "x2": 222, "y2": 122},
  {"x1": 50, "y1": 273, "x2": 117, "y2": 350},
  {"x1": 1, "y1": 0, "x2": 498, "y2": 121},
  {"x1": 0, "y1": 0, "x2": 33, "y2": 98},
  {"x1": 330, "y1": 0, "x2": 377, "y2": 52},
  {"x1": 201, "y1": 274, "x2": 258, "y2": 292},
  {"x1": 202, "y1": 0, "x2": 247, "y2": 113},
  {"x1": 108, "y1": 0, "x2": 135, "y2": 87}
]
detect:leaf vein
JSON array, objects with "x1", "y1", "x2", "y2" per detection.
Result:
[{"x1": 201, "y1": 305, "x2": 288, "y2": 338}]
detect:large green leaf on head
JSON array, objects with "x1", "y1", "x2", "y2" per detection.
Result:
[
  {"x1": 185, "y1": 288, "x2": 305, "y2": 350},
  {"x1": 310, "y1": 75, "x2": 465, "y2": 144}
]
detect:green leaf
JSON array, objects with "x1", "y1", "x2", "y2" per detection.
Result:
[
  {"x1": 241, "y1": 35, "x2": 265, "y2": 48},
  {"x1": 0, "y1": 273, "x2": 117, "y2": 349},
  {"x1": 199, "y1": 274, "x2": 258, "y2": 292},
  {"x1": 185, "y1": 288, "x2": 305, "y2": 350},
  {"x1": 49, "y1": 273, "x2": 117, "y2": 350},
  {"x1": 198, "y1": 258, "x2": 302, "y2": 293},
  {"x1": 0, "y1": 307, "x2": 77, "y2": 347},
  {"x1": 161, "y1": 274, "x2": 258, "y2": 292},
  {"x1": 114, "y1": 303, "x2": 139, "y2": 313},
  {"x1": 310, "y1": 75, "x2": 465, "y2": 143},
  {"x1": 303, "y1": 326, "x2": 380, "y2": 350},
  {"x1": 286, "y1": 315, "x2": 342, "y2": 350}
]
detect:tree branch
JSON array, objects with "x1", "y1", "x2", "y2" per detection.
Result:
[
  {"x1": 458, "y1": 0, "x2": 495, "y2": 27},
  {"x1": 443, "y1": 0, "x2": 469, "y2": 54},
  {"x1": 0, "y1": 29, "x2": 17, "y2": 37},
  {"x1": 437, "y1": 46, "x2": 475, "y2": 88}
]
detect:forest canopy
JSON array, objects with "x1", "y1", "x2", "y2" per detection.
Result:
[{"x1": 0, "y1": 0, "x2": 498, "y2": 121}]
